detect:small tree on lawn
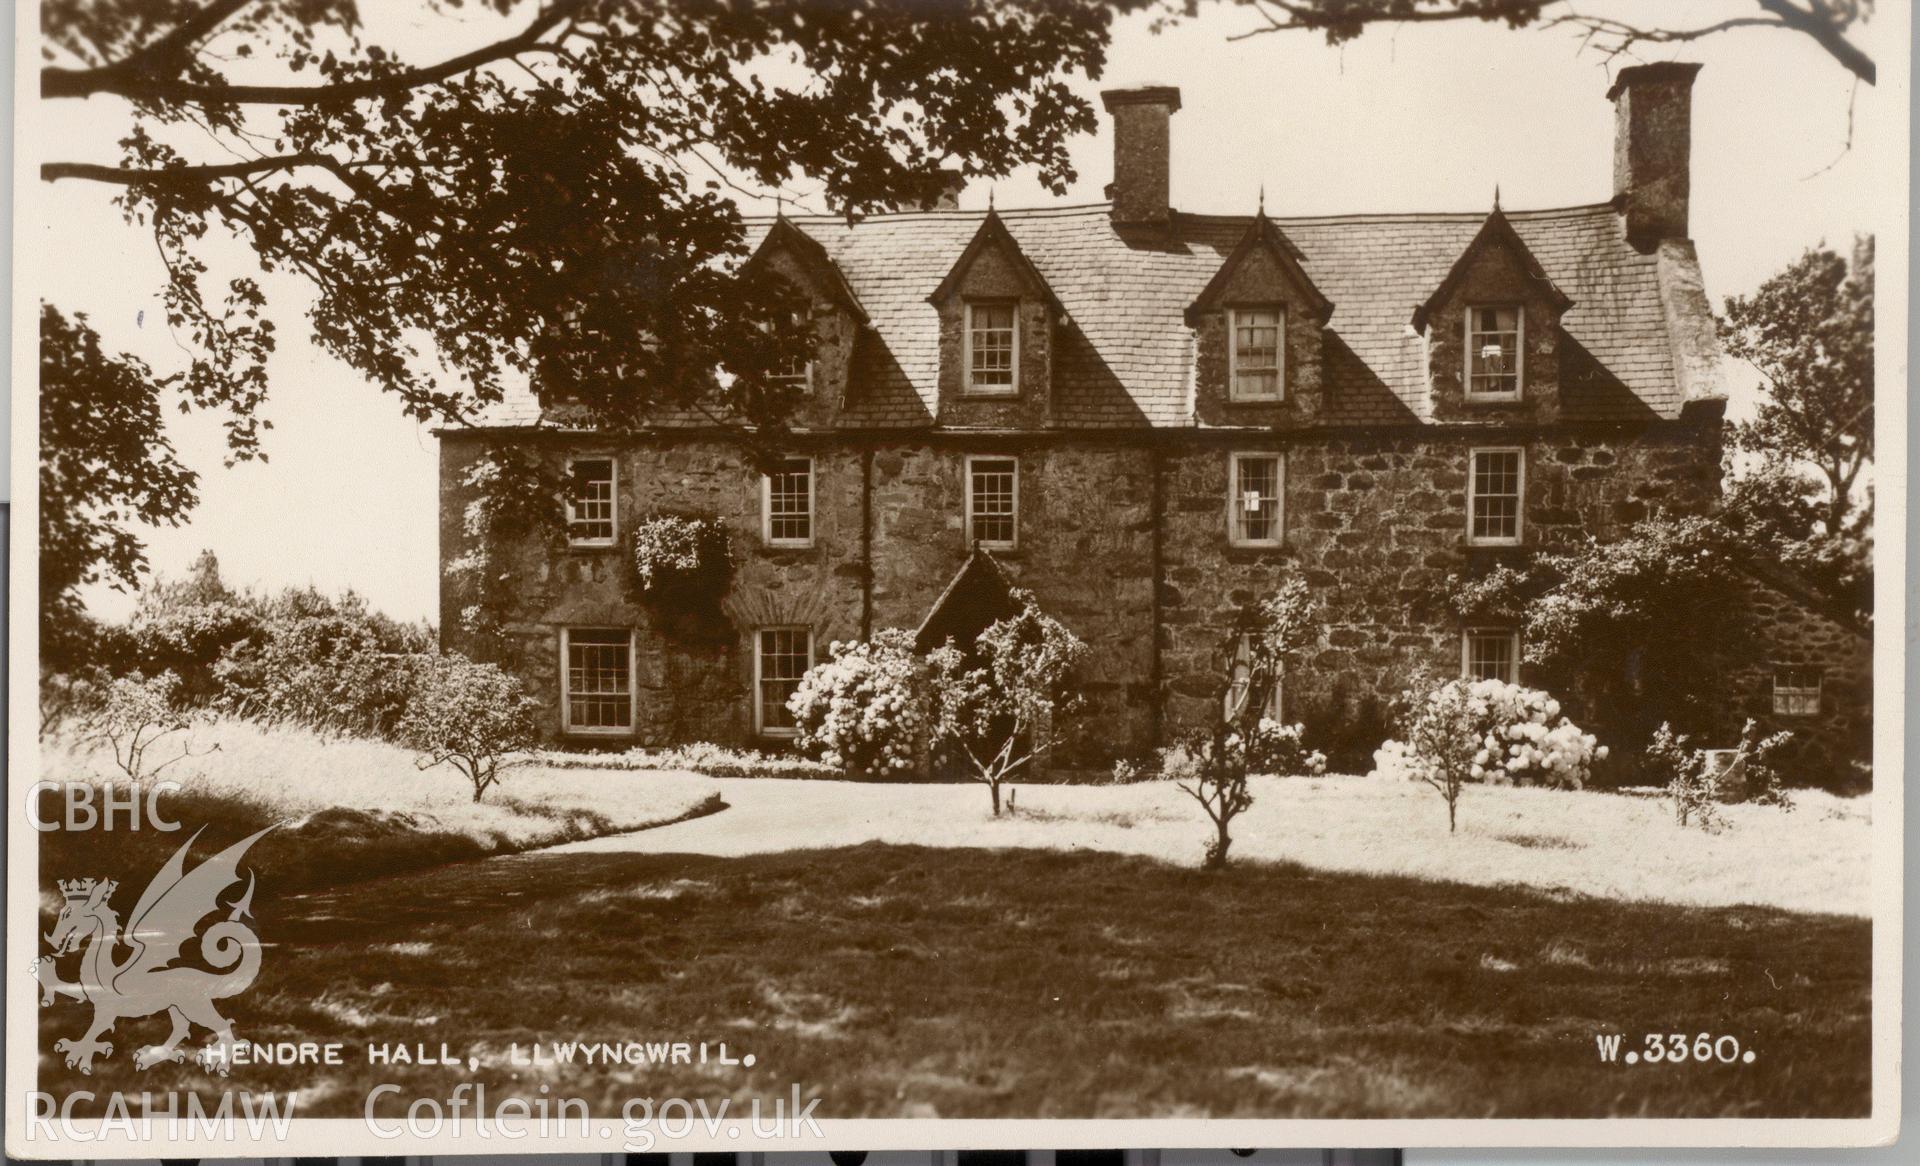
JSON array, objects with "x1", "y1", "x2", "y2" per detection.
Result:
[
  {"x1": 1398, "y1": 680, "x2": 1483, "y2": 835},
  {"x1": 929, "y1": 591, "x2": 1087, "y2": 816},
  {"x1": 1171, "y1": 577, "x2": 1318, "y2": 868},
  {"x1": 82, "y1": 671, "x2": 205, "y2": 780},
  {"x1": 396, "y1": 654, "x2": 541, "y2": 802}
]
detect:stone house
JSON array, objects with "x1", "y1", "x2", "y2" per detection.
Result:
[{"x1": 437, "y1": 63, "x2": 1871, "y2": 783}]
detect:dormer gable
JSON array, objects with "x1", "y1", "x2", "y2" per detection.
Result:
[
  {"x1": 1186, "y1": 212, "x2": 1332, "y2": 326},
  {"x1": 741, "y1": 216, "x2": 867, "y2": 424},
  {"x1": 928, "y1": 210, "x2": 1060, "y2": 425},
  {"x1": 1413, "y1": 207, "x2": 1575, "y2": 421},
  {"x1": 1188, "y1": 211, "x2": 1334, "y2": 424}
]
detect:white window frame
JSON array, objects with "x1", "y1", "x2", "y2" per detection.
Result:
[
  {"x1": 1772, "y1": 667, "x2": 1823, "y2": 717},
  {"x1": 767, "y1": 311, "x2": 814, "y2": 393},
  {"x1": 963, "y1": 300, "x2": 1020, "y2": 396},
  {"x1": 1227, "y1": 305, "x2": 1285, "y2": 402},
  {"x1": 1460, "y1": 627, "x2": 1521, "y2": 685},
  {"x1": 1464, "y1": 304, "x2": 1525, "y2": 401},
  {"x1": 1467, "y1": 446, "x2": 1526, "y2": 547},
  {"x1": 559, "y1": 626, "x2": 636, "y2": 736},
  {"x1": 760, "y1": 455, "x2": 815, "y2": 548},
  {"x1": 753, "y1": 625, "x2": 814, "y2": 738},
  {"x1": 1226, "y1": 451, "x2": 1285, "y2": 548},
  {"x1": 964, "y1": 454, "x2": 1020, "y2": 550},
  {"x1": 1225, "y1": 633, "x2": 1284, "y2": 722},
  {"x1": 564, "y1": 455, "x2": 618, "y2": 548}
]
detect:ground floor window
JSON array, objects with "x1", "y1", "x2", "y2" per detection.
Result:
[
  {"x1": 562, "y1": 627, "x2": 633, "y2": 733},
  {"x1": 755, "y1": 626, "x2": 813, "y2": 737},
  {"x1": 1773, "y1": 667, "x2": 1822, "y2": 716},
  {"x1": 1461, "y1": 628, "x2": 1520, "y2": 684}
]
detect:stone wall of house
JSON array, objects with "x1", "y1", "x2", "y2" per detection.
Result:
[
  {"x1": 1157, "y1": 423, "x2": 1722, "y2": 763},
  {"x1": 1716, "y1": 573, "x2": 1873, "y2": 791},
  {"x1": 442, "y1": 417, "x2": 1730, "y2": 766}
]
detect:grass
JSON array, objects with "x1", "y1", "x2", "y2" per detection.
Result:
[
  {"x1": 556, "y1": 773, "x2": 1871, "y2": 916},
  {"x1": 35, "y1": 843, "x2": 1870, "y2": 1119},
  {"x1": 37, "y1": 717, "x2": 724, "y2": 895}
]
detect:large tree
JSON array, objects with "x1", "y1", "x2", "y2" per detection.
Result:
[
  {"x1": 39, "y1": 305, "x2": 200, "y2": 668},
  {"x1": 1720, "y1": 236, "x2": 1874, "y2": 536},
  {"x1": 40, "y1": 0, "x2": 1138, "y2": 447},
  {"x1": 1197, "y1": 0, "x2": 1877, "y2": 85}
]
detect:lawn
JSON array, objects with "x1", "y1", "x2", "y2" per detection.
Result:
[
  {"x1": 557, "y1": 773, "x2": 1872, "y2": 917},
  {"x1": 35, "y1": 842, "x2": 1870, "y2": 1119},
  {"x1": 36, "y1": 717, "x2": 723, "y2": 894}
]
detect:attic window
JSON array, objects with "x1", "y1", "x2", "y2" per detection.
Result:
[
  {"x1": 1466, "y1": 305, "x2": 1522, "y2": 398},
  {"x1": 965, "y1": 302, "x2": 1018, "y2": 394},
  {"x1": 1229, "y1": 307, "x2": 1284, "y2": 401}
]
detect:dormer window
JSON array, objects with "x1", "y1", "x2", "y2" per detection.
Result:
[
  {"x1": 966, "y1": 302, "x2": 1019, "y2": 394},
  {"x1": 1229, "y1": 307, "x2": 1284, "y2": 401},
  {"x1": 1466, "y1": 305, "x2": 1523, "y2": 399},
  {"x1": 763, "y1": 312, "x2": 812, "y2": 393}
]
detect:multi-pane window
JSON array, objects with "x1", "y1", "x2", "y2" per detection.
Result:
[
  {"x1": 1462, "y1": 628, "x2": 1520, "y2": 684},
  {"x1": 966, "y1": 456, "x2": 1019, "y2": 549},
  {"x1": 768, "y1": 311, "x2": 812, "y2": 392},
  {"x1": 1229, "y1": 307, "x2": 1284, "y2": 401},
  {"x1": 1225, "y1": 633, "x2": 1283, "y2": 722},
  {"x1": 1773, "y1": 667, "x2": 1822, "y2": 717},
  {"x1": 763, "y1": 457, "x2": 814, "y2": 547},
  {"x1": 1228, "y1": 452, "x2": 1284, "y2": 547},
  {"x1": 1468, "y1": 448, "x2": 1524, "y2": 546},
  {"x1": 1467, "y1": 305, "x2": 1523, "y2": 398},
  {"x1": 563, "y1": 628, "x2": 632, "y2": 733},
  {"x1": 565, "y1": 458, "x2": 617, "y2": 546},
  {"x1": 966, "y1": 302, "x2": 1018, "y2": 393},
  {"x1": 755, "y1": 627, "x2": 812, "y2": 736}
]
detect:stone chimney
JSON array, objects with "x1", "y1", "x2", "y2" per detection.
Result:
[
  {"x1": 1608, "y1": 62, "x2": 1704, "y2": 247},
  {"x1": 1101, "y1": 85, "x2": 1181, "y2": 225},
  {"x1": 917, "y1": 169, "x2": 966, "y2": 212}
]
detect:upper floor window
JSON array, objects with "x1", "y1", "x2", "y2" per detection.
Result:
[
  {"x1": 1773, "y1": 667, "x2": 1822, "y2": 717},
  {"x1": 762, "y1": 456, "x2": 814, "y2": 548},
  {"x1": 965, "y1": 302, "x2": 1019, "y2": 394},
  {"x1": 768, "y1": 312, "x2": 812, "y2": 393},
  {"x1": 1466, "y1": 305, "x2": 1523, "y2": 399},
  {"x1": 755, "y1": 626, "x2": 813, "y2": 737},
  {"x1": 965, "y1": 456, "x2": 1019, "y2": 550},
  {"x1": 1229, "y1": 307, "x2": 1284, "y2": 401},
  {"x1": 561, "y1": 627, "x2": 633, "y2": 734},
  {"x1": 565, "y1": 457, "x2": 617, "y2": 547},
  {"x1": 1228, "y1": 452, "x2": 1284, "y2": 547},
  {"x1": 1225, "y1": 633, "x2": 1283, "y2": 722},
  {"x1": 1467, "y1": 447, "x2": 1524, "y2": 546},
  {"x1": 1461, "y1": 628, "x2": 1520, "y2": 684}
]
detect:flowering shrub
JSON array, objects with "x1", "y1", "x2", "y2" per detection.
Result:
[
  {"x1": 539, "y1": 742, "x2": 836, "y2": 780},
  {"x1": 395, "y1": 654, "x2": 541, "y2": 801},
  {"x1": 788, "y1": 629, "x2": 931, "y2": 778},
  {"x1": 631, "y1": 514, "x2": 733, "y2": 596},
  {"x1": 1247, "y1": 718, "x2": 1330, "y2": 777},
  {"x1": 1374, "y1": 678, "x2": 1605, "y2": 832}
]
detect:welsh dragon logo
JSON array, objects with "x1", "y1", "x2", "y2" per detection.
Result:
[{"x1": 32, "y1": 827, "x2": 271, "y2": 1076}]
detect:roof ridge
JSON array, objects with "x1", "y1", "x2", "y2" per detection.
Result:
[{"x1": 749, "y1": 198, "x2": 1624, "y2": 229}]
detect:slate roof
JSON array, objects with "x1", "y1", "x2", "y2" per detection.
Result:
[{"x1": 467, "y1": 199, "x2": 1713, "y2": 431}]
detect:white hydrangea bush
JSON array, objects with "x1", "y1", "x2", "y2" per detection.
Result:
[
  {"x1": 787, "y1": 629, "x2": 930, "y2": 778},
  {"x1": 1372, "y1": 678, "x2": 1606, "y2": 790}
]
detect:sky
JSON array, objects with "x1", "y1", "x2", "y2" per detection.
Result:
[{"x1": 32, "y1": 0, "x2": 1901, "y2": 625}]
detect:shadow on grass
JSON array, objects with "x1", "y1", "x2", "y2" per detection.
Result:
[{"x1": 35, "y1": 841, "x2": 1870, "y2": 1121}]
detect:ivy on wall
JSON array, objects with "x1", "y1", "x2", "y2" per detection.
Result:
[
  {"x1": 630, "y1": 514, "x2": 735, "y2": 639},
  {"x1": 444, "y1": 445, "x2": 563, "y2": 662}
]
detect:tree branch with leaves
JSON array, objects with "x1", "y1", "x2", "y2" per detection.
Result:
[{"x1": 40, "y1": 0, "x2": 1146, "y2": 451}]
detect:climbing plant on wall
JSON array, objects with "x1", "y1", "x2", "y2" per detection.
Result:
[
  {"x1": 630, "y1": 514, "x2": 735, "y2": 639},
  {"x1": 443, "y1": 445, "x2": 562, "y2": 663}
]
